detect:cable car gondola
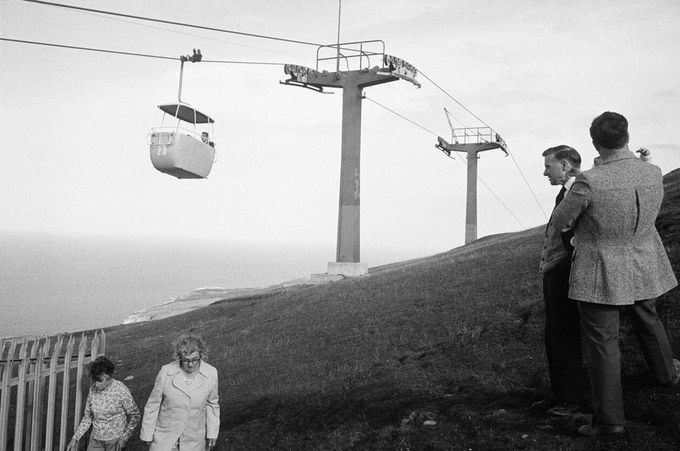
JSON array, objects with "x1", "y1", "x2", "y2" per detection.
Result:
[{"x1": 148, "y1": 49, "x2": 217, "y2": 179}]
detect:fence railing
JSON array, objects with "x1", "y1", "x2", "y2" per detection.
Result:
[{"x1": 0, "y1": 330, "x2": 106, "y2": 451}]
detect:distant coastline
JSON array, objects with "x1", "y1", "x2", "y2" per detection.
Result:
[
  {"x1": 122, "y1": 274, "x2": 344, "y2": 325},
  {"x1": 0, "y1": 231, "x2": 428, "y2": 338}
]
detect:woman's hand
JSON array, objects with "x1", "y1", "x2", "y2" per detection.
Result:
[
  {"x1": 66, "y1": 437, "x2": 78, "y2": 451},
  {"x1": 207, "y1": 438, "x2": 216, "y2": 449},
  {"x1": 114, "y1": 437, "x2": 127, "y2": 450}
]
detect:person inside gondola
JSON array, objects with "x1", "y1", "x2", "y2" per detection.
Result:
[{"x1": 201, "y1": 132, "x2": 215, "y2": 148}]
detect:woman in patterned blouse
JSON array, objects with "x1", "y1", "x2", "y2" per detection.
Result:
[{"x1": 67, "y1": 356, "x2": 141, "y2": 451}]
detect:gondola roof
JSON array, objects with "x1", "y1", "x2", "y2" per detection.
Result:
[{"x1": 158, "y1": 103, "x2": 215, "y2": 124}]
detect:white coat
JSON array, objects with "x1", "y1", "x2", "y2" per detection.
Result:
[{"x1": 140, "y1": 361, "x2": 220, "y2": 451}]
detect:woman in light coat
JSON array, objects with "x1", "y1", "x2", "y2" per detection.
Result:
[{"x1": 140, "y1": 333, "x2": 220, "y2": 450}]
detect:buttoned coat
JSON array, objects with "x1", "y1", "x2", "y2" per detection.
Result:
[
  {"x1": 140, "y1": 361, "x2": 220, "y2": 451},
  {"x1": 539, "y1": 179, "x2": 575, "y2": 274},
  {"x1": 551, "y1": 150, "x2": 677, "y2": 304}
]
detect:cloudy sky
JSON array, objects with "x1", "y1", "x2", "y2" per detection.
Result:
[{"x1": 1, "y1": 0, "x2": 679, "y2": 261}]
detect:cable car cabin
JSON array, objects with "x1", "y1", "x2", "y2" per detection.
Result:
[{"x1": 148, "y1": 103, "x2": 216, "y2": 179}]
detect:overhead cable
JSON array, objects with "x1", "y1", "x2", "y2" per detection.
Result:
[
  {"x1": 364, "y1": 96, "x2": 440, "y2": 138},
  {"x1": 505, "y1": 150, "x2": 549, "y2": 219},
  {"x1": 24, "y1": 0, "x2": 324, "y2": 47},
  {"x1": 0, "y1": 37, "x2": 286, "y2": 65},
  {"x1": 69, "y1": 8, "x2": 310, "y2": 61},
  {"x1": 420, "y1": 69, "x2": 548, "y2": 220},
  {"x1": 0, "y1": 37, "x2": 178, "y2": 61},
  {"x1": 419, "y1": 70, "x2": 492, "y2": 129}
]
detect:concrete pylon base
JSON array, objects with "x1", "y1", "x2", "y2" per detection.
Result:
[{"x1": 327, "y1": 262, "x2": 368, "y2": 277}]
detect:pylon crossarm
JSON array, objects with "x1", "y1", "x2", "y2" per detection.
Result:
[
  {"x1": 279, "y1": 79, "x2": 327, "y2": 93},
  {"x1": 380, "y1": 54, "x2": 420, "y2": 88},
  {"x1": 435, "y1": 136, "x2": 454, "y2": 158},
  {"x1": 280, "y1": 64, "x2": 331, "y2": 94},
  {"x1": 494, "y1": 133, "x2": 509, "y2": 155},
  {"x1": 441, "y1": 126, "x2": 509, "y2": 155}
]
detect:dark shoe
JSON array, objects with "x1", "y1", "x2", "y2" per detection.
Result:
[
  {"x1": 577, "y1": 424, "x2": 625, "y2": 436},
  {"x1": 547, "y1": 403, "x2": 580, "y2": 417},
  {"x1": 530, "y1": 398, "x2": 556, "y2": 412}
]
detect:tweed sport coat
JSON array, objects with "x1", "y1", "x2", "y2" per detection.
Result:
[
  {"x1": 140, "y1": 361, "x2": 220, "y2": 451},
  {"x1": 551, "y1": 150, "x2": 677, "y2": 305}
]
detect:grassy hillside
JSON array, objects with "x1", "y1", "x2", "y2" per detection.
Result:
[{"x1": 106, "y1": 169, "x2": 680, "y2": 450}]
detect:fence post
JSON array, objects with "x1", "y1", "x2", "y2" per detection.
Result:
[
  {"x1": 29, "y1": 339, "x2": 47, "y2": 451},
  {"x1": 45, "y1": 335, "x2": 64, "y2": 450},
  {"x1": 59, "y1": 335, "x2": 76, "y2": 451},
  {"x1": 24, "y1": 337, "x2": 41, "y2": 449},
  {"x1": 0, "y1": 339, "x2": 18, "y2": 451},
  {"x1": 13, "y1": 339, "x2": 30, "y2": 451},
  {"x1": 72, "y1": 333, "x2": 87, "y2": 446}
]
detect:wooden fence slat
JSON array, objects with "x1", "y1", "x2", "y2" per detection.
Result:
[
  {"x1": 91, "y1": 331, "x2": 99, "y2": 359},
  {"x1": 45, "y1": 335, "x2": 64, "y2": 450},
  {"x1": 0, "y1": 339, "x2": 18, "y2": 451},
  {"x1": 59, "y1": 335, "x2": 76, "y2": 451},
  {"x1": 24, "y1": 339, "x2": 40, "y2": 450},
  {"x1": 73, "y1": 333, "x2": 87, "y2": 440},
  {"x1": 29, "y1": 340, "x2": 47, "y2": 451},
  {"x1": 13, "y1": 339, "x2": 30, "y2": 451}
]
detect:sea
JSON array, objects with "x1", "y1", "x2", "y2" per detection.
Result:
[{"x1": 1, "y1": 232, "x2": 414, "y2": 338}]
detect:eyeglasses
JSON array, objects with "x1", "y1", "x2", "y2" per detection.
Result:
[{"x1": 180, "y1": 357, "x2": 201, "y2": 365}]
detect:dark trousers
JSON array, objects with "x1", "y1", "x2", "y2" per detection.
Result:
[
  {"x1": 578, "y1": 298, "x2": 676, "y2": 425},
  {"x1": 542, "y1": 255, "x2": 583, "y2": 402}
]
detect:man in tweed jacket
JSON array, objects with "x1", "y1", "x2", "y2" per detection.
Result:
[{"x1": 552, "y1": 111, "x2": 679, "y2": 436}]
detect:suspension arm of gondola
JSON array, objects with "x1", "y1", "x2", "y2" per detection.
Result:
[{"x1": 177, "y1": 49, "x2": 202, "y2": 104}]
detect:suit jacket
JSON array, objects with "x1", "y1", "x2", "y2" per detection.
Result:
[
  {"x1": 539, "y1": 181, "x2": 574, "y2": 274},
  {"x1": 140, "y1": 361, "x2": 220, "y2": 451},
  {"x1": 551, "y1": 150, "x2": 677, "y2": 304}
]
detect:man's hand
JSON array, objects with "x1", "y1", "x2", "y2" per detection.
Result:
[
  {"x1": 207, "y1": 438, "x2": 217, "y2": 449},
  {"x1": 636, "y1": 147, "x2": 651, "y2": 161}
]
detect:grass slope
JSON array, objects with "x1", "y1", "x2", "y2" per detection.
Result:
[{"x1": 107, "y1": 169, "x2": 680, "y2": 450}]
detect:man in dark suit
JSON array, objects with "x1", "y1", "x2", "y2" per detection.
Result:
[
  {"x1": 552, "y1": 112, "x2": 679, "y2": 436},
  {"x1": 535, "y1": 145, "x2": 584, "y2": 416}
]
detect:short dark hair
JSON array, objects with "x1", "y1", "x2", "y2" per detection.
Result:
[
  {"x1": 542, "y1": 145, "x2": 581, "y2": 168},
  {"x1": 590, "y1": 111, "x2": 629, "y2": 149},
  {"x1": 89, "y1": 356, "x2": 115, "y2": 379}
]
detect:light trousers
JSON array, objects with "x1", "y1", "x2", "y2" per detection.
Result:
[{"x1": 86, "y1": 438, "x2": 125, "y2": 451}]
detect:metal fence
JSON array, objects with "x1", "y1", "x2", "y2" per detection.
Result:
[{"x1": 0, "y1": 331, "x2": 105, "y2": 451}]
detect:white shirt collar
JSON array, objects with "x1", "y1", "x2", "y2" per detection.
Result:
[{"x1": 563, "y1": 176, "x2": 576, "y2": 191}]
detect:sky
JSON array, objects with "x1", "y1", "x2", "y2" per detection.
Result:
[{"x1": 1, "y1": 0, "x2": 679, "y2": 264}]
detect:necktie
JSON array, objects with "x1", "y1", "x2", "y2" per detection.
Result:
[
  {"x1": 555, "y1": 186, "x2": 566, "y2": 206},
  {"x1": 555, "y1": 186, "x2": 573, "y2": 251}
]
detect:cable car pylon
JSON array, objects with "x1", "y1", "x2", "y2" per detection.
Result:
[
  {"x1": 281, "y1": 41, "x2": 419, "y2": 276},
  {"x1": 435, "y1": 108, "x2": 508, "y2": 244}
]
